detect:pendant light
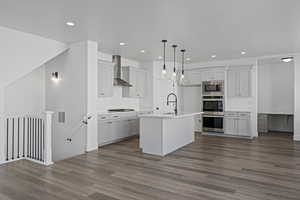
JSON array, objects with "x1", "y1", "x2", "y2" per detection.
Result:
[
  {"x1": 180, "y1": 49, "x2": 186, "y2": 79},
  {"x1": 172, "y1": 45, "x2": 177, "y2": 77},
  {"x1": 161, "y1": 40, "x2": 167, "y2": 74}
]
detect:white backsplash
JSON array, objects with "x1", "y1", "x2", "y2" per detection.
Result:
[{"x1": 97, "y1": 86, "x2": 140, "y2": 112}]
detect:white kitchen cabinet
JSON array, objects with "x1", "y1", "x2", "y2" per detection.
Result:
[
  {"x1": 181, "y1": 70, "x2": 201, "y2": 86},
  {"x1": 224, "y1": 117, "x2": 236, "y2": 135},
  {"x1": 227, "y1": 67, "x2": 251, "y2": 98},
  {"x1": 98, "y1": 121, "x2": 113, "y2": 145},
  {"x1": 122, "y1": 66, "x2": 147, "y2": 98},
  {"x1": 112, "y1": 120, "x2": 128, "y2": 140},
  {"x1": 258, "y1": 114, "x2": 268, "y2": 133},
  {"x1": 224, "y1": 112, "x2": 251, "y2": 137},
  {"x1": 128, "y1": 119, "x2": 139, "y2": 136},
  {"x1": 136, "y1": 70, "x2": 147, "y2": 97},
  {"x1": 98, "y1": 61, "x2": 114, "y2": 97},
  {"x1": 182, "y1": 68, "x2": 224, "y2": 86},
  {"x1": 201, "y1": 70, "x2": 225, "y2": 81},
  {"x1": 98, "y1": 113, "x2": 139, "y2": 146},
  {"x1": 195, "y1": 116, "x2": 202, "y2": 132}
]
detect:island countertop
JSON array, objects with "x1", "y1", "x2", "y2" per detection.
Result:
[{"x1": 139, "y1": 112, "x2": 203, "y2": 119}]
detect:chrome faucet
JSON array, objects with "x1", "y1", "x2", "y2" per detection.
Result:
[{"x1": 166, "y1": 93, "x2": 178, "y2": 115}]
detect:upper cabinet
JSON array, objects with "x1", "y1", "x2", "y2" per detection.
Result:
[
  {"x1": 182, "y1": 68, "x2": 225, "y2": 86},
  {"x1": 98, "y1": 60, "x2": 114, "y2": 97},
  {"x1": 183, "y1": 70, "x2": 202, "y2": 85},
  {"x1": 122, "y1": 66, "x2": 147, "y2": 98},
  {"x1": 227, "y1": 66, "x2": 252, "y2": 98},
  {"x1": 201, "y1": 70, "x2": 225, "y2": 81}
]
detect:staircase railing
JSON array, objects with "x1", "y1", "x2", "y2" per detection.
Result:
[{"x1": 1, "y1": 111, "x2": 53, "y2": 166}]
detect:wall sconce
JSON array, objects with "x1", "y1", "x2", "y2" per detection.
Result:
[{"x1": 51, "y1": 72, "x2": 60, "y2": 82}]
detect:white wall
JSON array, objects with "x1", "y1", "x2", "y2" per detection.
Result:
[
  {"x1": 97, "y1": 52, "x2": 140, "y2": 112},
  {"x1": 4, "y1": 66, "x2": 45, "y2": 116},
  {"x1": 45, "y1": 42, "x2": 88, "y2": 161},
  {"x1": 86, "y1": 41, "x2": 98, "y2": 152},
  {"x1": 0, "y1": 26, "x2": 67, "y2": 87},
  {"x1": 294, "y1": 55, "x2": 300, "y2": 141},
  {"x1": 258, "y1": 61, "x2": 294, "y2": 114}
]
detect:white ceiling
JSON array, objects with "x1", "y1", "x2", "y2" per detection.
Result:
[{"x1": 1, "y1": 0, "x2": 300, "y2": 63}]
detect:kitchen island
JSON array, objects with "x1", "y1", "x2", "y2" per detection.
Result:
[{"x1": 139, "y1": 112, "x2": 201, "y2": 156}]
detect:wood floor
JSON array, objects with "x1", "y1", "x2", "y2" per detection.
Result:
[{"x1": 0, "y1": 133, "x2": 300, "y2": 200}]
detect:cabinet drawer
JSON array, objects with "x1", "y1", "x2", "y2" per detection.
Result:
[
  {"x1": 238, "y1": 112, "x2": 250, "y2": 118},
  {"x1": 225, "y1": 112, "x2": 239, "y2": 117}
]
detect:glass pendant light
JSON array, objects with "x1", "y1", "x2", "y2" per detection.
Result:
[
  {"x1": 180, "y1": 49, "x2": 186, "y2": 79},
  {"x1": 161, "y1": 40, "x2": 167, "y2": 75},
  {"x1": 172, "y1": 45, "x2": 177, "y2": 77}
]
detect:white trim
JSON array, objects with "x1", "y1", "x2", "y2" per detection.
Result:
[
  {"x1": 0, "y1": 157, "x2": 48, "y2": 166},
  {"x1": 294, "y1": 135, "x2": 300, "y2": 141}
]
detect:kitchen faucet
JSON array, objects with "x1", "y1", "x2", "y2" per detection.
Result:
[{"x1": 166, "y1": 93, "x2": 178, "y2": 115}]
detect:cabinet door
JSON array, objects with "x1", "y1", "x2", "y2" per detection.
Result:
[
  {"x1": 136, "y1": 70, "x2": 147, "y2": 98},
  {"x1": 201, "y1": 71, "x2": 215, "y2": 81},
  {"x1": 224, "y1": 118, "x2": 236, "y2": 135},
  {"x1": 129, "y1": 69, "x2": 138, "y2": 97},
  {"x1": 237, "y1": 118, "x2": 250, "y2": 136},
  {"x1": 227, "y1": 70, "x2": 237, "y2": 97},
  {"x1": 98, "y1": 121, "x2": 113, "y2": 145},
  {"x1": 239, "y1": 69, "x2": 251, "y2": 97},
  {"x1": 129, "y1": 119, "x2": 139, "y2": 136},
  {"x1": 188, "y1": 72, "x2": 202, "y2": 84},
  {"x1": 195, "y1": 117, "x2": 202, "y2": 132},
  {"x1": 214, "y1": 71, "x2": 225, "y2": 80},
  {"x1": 98, "y1": 62, "x2": 113, "y2": 97}
]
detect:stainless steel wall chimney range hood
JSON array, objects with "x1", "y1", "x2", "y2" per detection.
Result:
[{"x1": 112, "y1": 55, "x2": 132, "y2": 87}]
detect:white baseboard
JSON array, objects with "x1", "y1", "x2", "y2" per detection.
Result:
[{"x1": 294, "y1": 135, "x2": 300, "y2": 141}]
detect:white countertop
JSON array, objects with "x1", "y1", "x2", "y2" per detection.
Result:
[{"x1": 139, "y1": 112, "x2": 203, "y2": 119}]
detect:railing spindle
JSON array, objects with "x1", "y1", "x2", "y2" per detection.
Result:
[
  {"x1": 17, "y1": 118, "x2": 20, "y2": 158},
  {"x1": 6, "y1": 118, "x2": 9, "y2": 161},
  {"x1": 37, "y1": 119, "x2": 40, "y2": 161},
  {"x1": 12, "y1": 118, "x2": 14, "y2": 160},
  {"x1": 23, "y1": 117, "x2": 25, "y2": 157}
]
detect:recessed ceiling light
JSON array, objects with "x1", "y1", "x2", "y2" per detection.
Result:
[
  {"x1": 158, "y1": 56, "x2": 163, "y2": 60},
  {"x1": 140, "y1": 50, "x2": 145, "y2": 53},
  {"x1": 211, "y1": 55, "x2": 216, "y2": 58},
  {"x1": 281, "y1": 57, "x2": 293, "y2": 63},
  {"x1": 66, "y1": 21, "x2": 75, "y2": 27},
  {"x1": 241, "y1": 51, "x2": 247, "y2": 55},
  {"x1": 119, "y1": 42, "x2": 126, "y2": 46},
  {"x1": 186, "y1": 58, "x2": 191, "y2": 61}
]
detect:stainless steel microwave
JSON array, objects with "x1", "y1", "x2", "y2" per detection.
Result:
[{"x1": 202, "y1": 80, "x2": 224, "y2": 96}]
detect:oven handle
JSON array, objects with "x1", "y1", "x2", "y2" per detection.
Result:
[
  {"x1": 203, "y1": 115, "x2": 224, "y2": 118},
  {"x1": 202, "y1": 99, "x2": 224, "y2": 101}
]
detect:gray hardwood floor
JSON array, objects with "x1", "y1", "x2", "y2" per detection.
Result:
[{"x1": 0, "y1": 132, "x2": 300, "y2": 200}]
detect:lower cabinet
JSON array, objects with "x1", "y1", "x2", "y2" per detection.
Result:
[
  {"x1": 98, "y1": 117, "x2": 139, "y2": 146},
  {"x1": 224, "y1": 112, "x2": 251, "y2": 137},
  {"x1": 195, "y1": 115, "x2": 202, "y2": 132}
]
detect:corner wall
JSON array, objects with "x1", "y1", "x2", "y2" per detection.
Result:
[
  {"x1": 45, "y1": 42, "x2": 89, "y2": 161},
  {"x1": 294, "y1": 55, "x2": 300, "y2": 141}
]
